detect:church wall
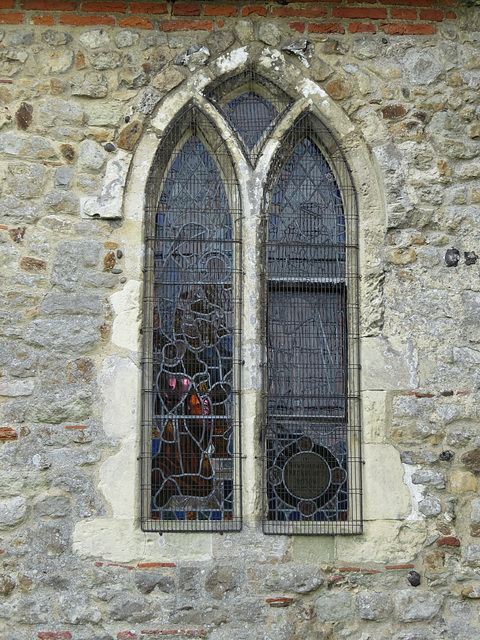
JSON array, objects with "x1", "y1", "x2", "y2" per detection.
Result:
[{"x1": 1, "y1": 2, "x2": 480, "y2": 638}]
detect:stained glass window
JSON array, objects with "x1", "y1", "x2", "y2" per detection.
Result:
[
  {"x1": 142, "y1": 78, "x2": 361, "y2": 535},
  {"x1": 142, "y1": 108, "x2": 242, "y2": 532},
  {"x1": 263, "y1": 114, "x2": 361, "y2": 535}
]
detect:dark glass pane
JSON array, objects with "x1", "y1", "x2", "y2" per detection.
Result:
[
  {"x1": 151, "y1": 135, "x2": 235, "y2": 524},
  {"x1": 268, "y1": 285, "x2": 346, "y2": 418},
  {"x1": 268, "y1": 137, "x2": 345, "y2": 281},
  {"x1": 223, "y1": 92, "x2": 279, "y2": 151}
]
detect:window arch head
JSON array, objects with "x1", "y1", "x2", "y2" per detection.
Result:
[{"x1": 206, "y1": 69, "x2": 293, "y2": 165}]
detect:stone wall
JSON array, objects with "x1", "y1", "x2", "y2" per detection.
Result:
[{"x1": 1, "y1": 1, "x2": 480, "y2": 638}]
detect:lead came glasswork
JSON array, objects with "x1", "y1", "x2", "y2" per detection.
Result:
[
  {"x1": 142, "y1": 76, "x2": 361, "y2": 535},
  {"x1": 206, "y1": 69, "x2": 293, "y2": 165},
  {"x1": 142, "y1": 107, "x2": 242, "y2": 532},
  {"x1": 263, "y1": 113, "x2": 361, "y2": 534}
]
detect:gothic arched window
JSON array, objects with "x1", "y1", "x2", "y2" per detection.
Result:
[
  {"x1": 142, "y1": 72, "x2": 361, "y2": 535},
  {"x1": 263, "y1": 114, "x2": 361, "y2": 534},
  {"x1": 141, "y1": 107, "x2": 242, "y2": 532}
]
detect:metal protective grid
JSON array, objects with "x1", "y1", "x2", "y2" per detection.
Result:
[
  {"x1": 262, "y1": 112, "x2": 362, "y2": 535},
  {"x1": 206, "y1": 69, "x2": 293, "y2": 165},
  {"x1": 141, "y1": 105, "x2": 243, "y2": 532}
]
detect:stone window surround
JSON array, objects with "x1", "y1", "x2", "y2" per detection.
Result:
[{"x1": 72, "y1": 46, "x2": 414, "y2": 565}]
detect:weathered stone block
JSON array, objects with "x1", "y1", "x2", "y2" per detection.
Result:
[
  {"x1": 356, "y1": 591, "x2": 394, "y2": 620},
  {"x1": 87, "y1": 102, "x2": 123, "y2": 127},
  {"x1": 205, "y1": 564, "x2": 243, "y2": 599},
  {"x1": 394, "y1": 590, "x2": 442, "y2": 622},
  {"x1": 450, "y1": 470, "x2": 477, "y2": 493},
  {"x1": 0, "y1": 379, "x2": 34, "y2": 396},
  {"x1": 29, "y1": 391, "x2": 92, "y2": 424},
  {"x1": 361, "y1": 336, "x2": 417, "y2": 391},
  {"x1": 411, "y1": 470, "x2": 445, "y2": 488},
  {"x1": 39, "y1": 98, "x2": 84, "y2": 127},
  {"x1": 7, "y1": 162, "x2": 46, "y2": 198},
  {"x1": 108, "y1": 593, "x2": 152, "y2": 622},
  {"x1": 44, "y1": 190, "x2": 79, "y2": 215},
  {"x1": 0, "y1": 574, "x2": 15, "y2": 596},
  {"x1": 115, "y1": 29, "x2": 139, "y2": 48},
  {"x1": 117, "y1": 120, "x2": 143, "y2": 151},
  {"x1": 464, "y1": 545, "x2": 480, "y2": 566},
  {"x1": 471, "y1": 498, "x2": 480, "y2": 524},
  {"x1": 35, "y1": 495, "x2": 71, "y2": 518},
  {"x1": 42, "y1": 292, "x2": 103, "y2": 316},
  {"x1": 461, "y1": 448, "x2": 480, "y2": 474},
  {"x1": 315, "y1": 591, "x2": 353, "y2": 622},
  {"x1": 0, "y1": 132, "x2": 56, "y2": 159},
  {"x1": 42, "y1": 30, "x2": 72, "y2": 46},
  {"x1": 262, "y1": 564, "x2": 323, "y2": 594},
  {"x1": 54, "y1": 166, "x2": 74, "y2": 190},
  {"x1": 71, "y1": 72, "x2": 108, "y2": 98},
  {"x1": 91, "y1": 51, "x2": 123, "y2": 70},
  {"x1": 78, "y1": 139, "x2": 106, "y2": 172},
  {"x1": 79, "y1": 29, "x2": 111, "y2": 49},
  {"x1": 137, "y1": 87, "x2": 162, "y2": 115},
  {"x1": 0, "y1": 496, "x2": 27, "y2": 529},
  {"x1": 0, "y1": 470, "x2": 50, "y2": 498},
  {"x1": 135, "y1": 571, "x2": 175, "y2": 594},
  {"x1": 152, "y1": 66, "x2": 185, "y2": 93},
  {"x1": 39, "y1": 48, "x2": 74, "y2": 75},
  {"x1": 418, "y1": 498, "x2": 442, "y2": 518},
  {"x1": 25, "y1": 317, "x2": 99, "y2": 354}
]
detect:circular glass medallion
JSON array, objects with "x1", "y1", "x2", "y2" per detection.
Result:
[{"x1": 284, "y1": 452, "x2": 330, "y2": 500}]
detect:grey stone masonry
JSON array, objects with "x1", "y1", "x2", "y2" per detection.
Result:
[{"x1": 0, "y1": 5, "x2": 480, "y2": 640}]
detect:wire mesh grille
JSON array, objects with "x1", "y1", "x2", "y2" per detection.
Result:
[
  {"x1": 262, "y1": 112, "x2": 362, "y2": 535},
  {"x1": 141, "y1": 105, "x2": 242, "y2": 532},
  {"x1": 206, "y1": 69, "x2": 293, "y2": 165}
]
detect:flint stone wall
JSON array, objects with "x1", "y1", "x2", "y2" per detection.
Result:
[{"x1": 0, "y1": 1, "x2": 480, "y2": 639}]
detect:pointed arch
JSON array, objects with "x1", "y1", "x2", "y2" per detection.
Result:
[
  {"x1": 141, "y1": 104, "x2": 243, "y2": 532},
  {"x1": 205, "y1": 69, "x2": 293, "y2": 165},
  {"x1": 262, "y1": 111, "x2": 361, "y2": 535}
]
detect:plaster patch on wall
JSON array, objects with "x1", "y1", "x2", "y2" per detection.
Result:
[
  {"x1": 99, "y1": 433, "x2": 136, "y2": 518},
  {"x1": 405, "y1": 338, "x2": 419, "y2": 389},
  {"x1": 186, "y1": 70, "x2": 211, "y2": 91},
  {"x1": 157, "y1": 532, "x2": 212, "y2": 561},
  {"x1": 336, "y1": 519, "x2": 427, "y2": 564},
  {"x1": 363, "y1": 444, "x2": 411, "y2": 520},
  {"x1": 98, "y1": 354, "x2": 138, "y2": 440},
  {"x1": 73, "y1": 518, "x2": 159, "y2": 563},
  {"x1": 242, "y1": 342, "x2": 262, "y2": 390},
  {"x1": 110, "y1": 279, "x2": 141, "y2": 352},
  {"x1": 81, "y1": 150, "x2": 131, "y2": 219},
  {"x1": 403, "y1": 463, "x2": 426, "y2": 522}
]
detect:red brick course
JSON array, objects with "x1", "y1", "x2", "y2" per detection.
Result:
[{"x1": 0, "y1": 0, "x2": 454, "y2": 34}]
